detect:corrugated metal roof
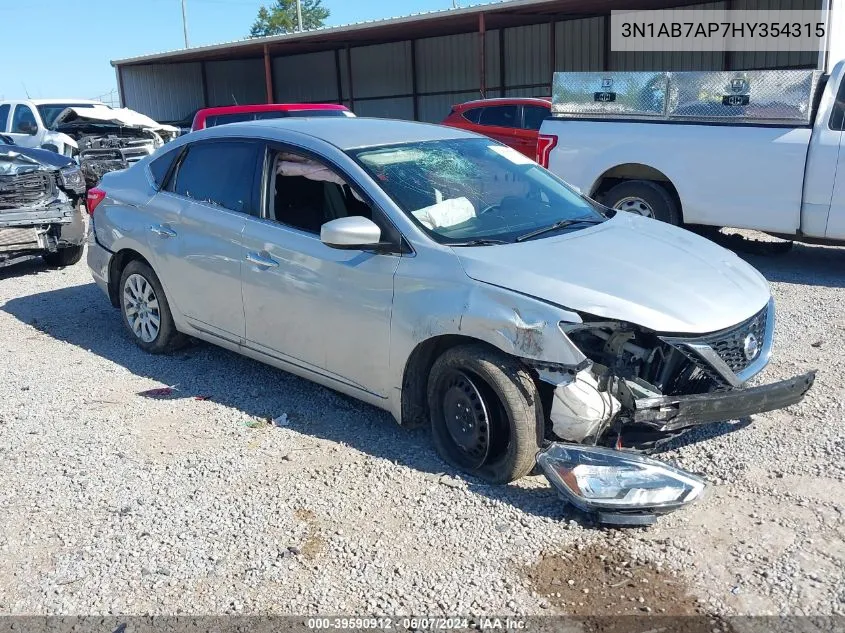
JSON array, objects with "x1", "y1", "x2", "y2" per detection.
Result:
[{"x1": 111, "y1": 0, "x2": 561, "y2": 66}]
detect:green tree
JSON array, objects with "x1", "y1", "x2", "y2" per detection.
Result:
[{"x1": 249, "y1": 0, "x2": 330, "y2": 37}]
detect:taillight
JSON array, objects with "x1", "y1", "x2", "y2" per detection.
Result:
[
  {"x1": 86, "y1": 187, "x2": 106, "y2": 215},
  {"x1": 536, "y1": 134, "x2": 558, "y2": 168}
]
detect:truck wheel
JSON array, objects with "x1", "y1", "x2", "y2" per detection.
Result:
[
  {"x1": 603, "y1": 180, "x2": 681, "y2": 225},
  {"x1": 427, "y1": 344, "x2": 543, "y2": 484},
  {"x1": 43, "y1": 245, "x2": 84, "y2": 268},
  {"x1": 119, "y1": 260, "x2": 186, "y2": 354}
]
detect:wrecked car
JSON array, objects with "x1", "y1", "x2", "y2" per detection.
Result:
[
  {"x1": 1, "y1": 135, "x2": 86, "y2": 267},
  {"x1": 0, "y1": 100, "x2": 178, "y2": 188},
  {"x1": 52, "y1": 106, "x2": 178, "y2": 188},
  {"x1": 86, "y1": 118, "x2": 814, "y2": 523}
]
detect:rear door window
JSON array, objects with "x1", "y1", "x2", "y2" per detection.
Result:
[
  {"x1": 285, "y1": 109, "x2": 349, "y2": 118},
  {"x1": 478, "y1": 105, "x2": 518, "y2": 128},
  {"x1": 253, "y1": 111, "x2": 289, "y2": 121},
  {"x1": 522, "y1": 105, "x2": 550, "y2": 130},
  {"x1": 169, "y1": 141, "x2": 260, "y2": 215},
  {"x1": 205, "y1": 112, "x2": 256, "y2": 128}
]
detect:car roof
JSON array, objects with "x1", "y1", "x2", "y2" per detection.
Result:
[
  {"x1": 196, "y1": 103, "x2": 349, "y2": 116},
  {"x1": 199, "y1": 116, "x2": 477, "y2": 150},
  {"x1": 453, "y1": 97, "x2": 551, "y2": 109},
  {"x1": 25, "y1": 99, "x2": 106, "y2": 106}
]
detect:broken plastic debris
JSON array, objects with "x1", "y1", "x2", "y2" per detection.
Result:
[
  {"x1": 273, "y1": 413, "x2": 290, "y2": 427},
  {"x1": 245, "y1": 417, "x2": 270, "y2": 429},
  {"x1": 137, "y1": 386, "x2": 178, "y2": 398}
]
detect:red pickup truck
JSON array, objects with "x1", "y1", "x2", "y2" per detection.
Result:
[{"x1": 191, "y1": 103, "x2": 354, "y2": 131}]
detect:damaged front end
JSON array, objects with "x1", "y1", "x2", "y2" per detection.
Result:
[
  {"x1": 52, "y1": 107, "x2": 178, "y2": 188},
  {"x1": 529, "y1": 298, "x2": 814, "y2": 523},
  {"x1": 0, "y1": 143, "x2": 86, "y2": 264}
]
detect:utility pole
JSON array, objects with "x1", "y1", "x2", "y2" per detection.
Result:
[
  {"x1": 181, "y1": 0, "x2": 190, "y2": 48},
  {"x1": 295, "y1": 0, "x2": 303, "y2": 32}
]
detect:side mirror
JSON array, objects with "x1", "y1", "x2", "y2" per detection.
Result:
[{"x1": 320, "y1": 216, "x2": 384, "y2": 250}]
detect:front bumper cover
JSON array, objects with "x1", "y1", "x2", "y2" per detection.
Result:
[{"x1": 632, "y1": 370, "x2": 815, "y2": 431}]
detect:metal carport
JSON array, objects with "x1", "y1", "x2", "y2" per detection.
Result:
[{"x1": 112, "y1": 0, "x2": 827, "y2": 123}]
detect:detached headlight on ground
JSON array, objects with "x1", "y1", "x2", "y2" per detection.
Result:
[
  {"x1": 537, "y1": 444, "x2": 705, "y2": 525},
  {"x1": 59, "y1": 166, "x2": 86, "y2": 194}
]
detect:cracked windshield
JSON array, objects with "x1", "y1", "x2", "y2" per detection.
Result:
[{"x1": 352, "y1": 138, "x2": 603, "y2": 245}]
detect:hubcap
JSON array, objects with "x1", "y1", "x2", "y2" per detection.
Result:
[
  {"x1": 123, "y1": 273, "x2": 161, "y2": 343},
  {"x1": 442, "y1": 370, "x2": 491, "y2": 468},
  {"x1": 613, "y1": 196, "x2": 655, "y2": 218}
]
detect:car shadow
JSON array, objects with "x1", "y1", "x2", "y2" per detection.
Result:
[
  {"x1": 3, "y1": 281, "x2": 588, "y2": 525},
  {"x1": 733, "y1": 241, "x2": 845, "y2": 289},
  {"x1": 0, "y1": 256, "x2": 48, "y2": 280}
]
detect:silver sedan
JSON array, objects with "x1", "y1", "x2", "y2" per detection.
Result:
[{"x1": 86, "y1": 118, "x2": 813, "y2": 521}]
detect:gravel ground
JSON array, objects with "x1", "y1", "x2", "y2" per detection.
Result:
[{"x1": 0, "y1": 239, "x2": 843, "y2": 617}]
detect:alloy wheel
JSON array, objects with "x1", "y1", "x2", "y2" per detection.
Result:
[{"x1": 123, "y1": 273, "x2": 161, "y2": 343}]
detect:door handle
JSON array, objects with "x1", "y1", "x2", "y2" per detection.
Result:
[
  {"x1": 246, "y1": 251, "x2": 279, "y2": 269},
  {"x1": 149, "y1": 224, "x2": 177, "y2": 238}
]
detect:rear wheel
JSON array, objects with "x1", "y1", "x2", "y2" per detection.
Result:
[
  {"x1": 427, "y1": 344, "x2": 543, "y2": 484},
  {"x1": 119, "y1": 260, "x2": 186, "y2": 354},
  {"x1": 603, "y1": 180, "x2": 681, "y2": 225},
  {"x1": 43, "y1": 245, "x2": 84, "y2": 268}
]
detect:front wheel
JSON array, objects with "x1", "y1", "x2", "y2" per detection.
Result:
[
  {"x1": 119, "y1": 260, "x2": 186, "y2": 354},
  {"x1": 43, "y1": 245, "x2": 84, "y2": 268},
  {"x1": 602, "y1": 180, "x2": 681, "y2": 225},
  {"x1": 427, "y1": 344, "x2": 543, "y2": 484}
]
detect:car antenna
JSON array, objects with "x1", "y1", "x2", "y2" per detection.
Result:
[{"x1": 22, "y1": 82, "x2": 30, "y2": 99}]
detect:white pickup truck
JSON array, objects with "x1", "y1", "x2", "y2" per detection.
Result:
[{"x1": 538, "y1": 61, "x2": 845, "y2": 244}]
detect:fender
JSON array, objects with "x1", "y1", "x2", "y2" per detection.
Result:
[
  {"x1": 582, "y1": 143, "x2": 683, "y2": 201},
  {"x1": 41, "y1": 131, "x2": 77, "y2": 157},
  {"x1": 389, "y1": 260, "x2": 589, "y2": 424}
]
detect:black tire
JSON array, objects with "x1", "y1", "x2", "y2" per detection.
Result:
[
  {"x1": 118, "y1": 259, "x2": 186, "y2": 354},
  {"x1": 427, "y1": 344, "x2": 543, "y2": 484},
  {"x1": 602, "y1": 180, "x2": 681, "y2": 225},
  {"x1": 43, "y1": 244, "x2": 84, "y2": 268}
]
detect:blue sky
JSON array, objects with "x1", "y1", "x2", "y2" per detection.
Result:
[{"x1": 1, "y1": 0, "x2": 491, "y2": 102}]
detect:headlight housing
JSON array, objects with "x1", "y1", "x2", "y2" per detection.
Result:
[
  {"x1": 537, "y1": 444, "x2": 705, "y2": 525},
  {"x1": 59, "y1": 166, "x2": 86, "y2": 195}
]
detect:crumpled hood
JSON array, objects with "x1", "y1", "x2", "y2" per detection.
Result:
[
  {"x1": 454, "y1": 213, "x2": 771, "y2": 334},
  {"x1": 52, "y1": 106, "x2": 179, "y2": 135},
  {"x1": 0, "y1": 144, "x2": 73, "y2": 176}
]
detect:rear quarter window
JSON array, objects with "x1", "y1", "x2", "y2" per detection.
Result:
[
  {"x1": 522, "y1": 105, "x2": 550, "y2": 130},
  {"x1": 148, "y1": 146, "x2": 182, "y2": 189},
  {"x1": 462, "y1": 108, "x2": 483, "y2": 124}
]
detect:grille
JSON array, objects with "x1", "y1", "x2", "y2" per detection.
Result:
[
  {"x1": 0, "y1": 171, "x2": 56, "y2": 210},
  {"x1": 0, "y1": 227, "x2": 40, "y2": 250},
  {"x1": 696, "y1": 305, "x2": 768, "y2": 374}
]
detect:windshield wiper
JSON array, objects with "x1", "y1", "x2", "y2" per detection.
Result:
[
  {"x1": 515, "y1": 217, "x2": 603, "y2": 242},
  {"x1": 448, "y1": 238, "x2": 510, "y2": 247}
]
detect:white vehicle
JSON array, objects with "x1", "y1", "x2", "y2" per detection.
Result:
[
  {"x1": 0, "y1": 99, "x2": 179, "y2": 188},
  {"x1": 538, "y1": 61, "x2": 845, "y2": 244},
  {"x1": 0, "y1": 99, "x2": 106, "y2": 157}
]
